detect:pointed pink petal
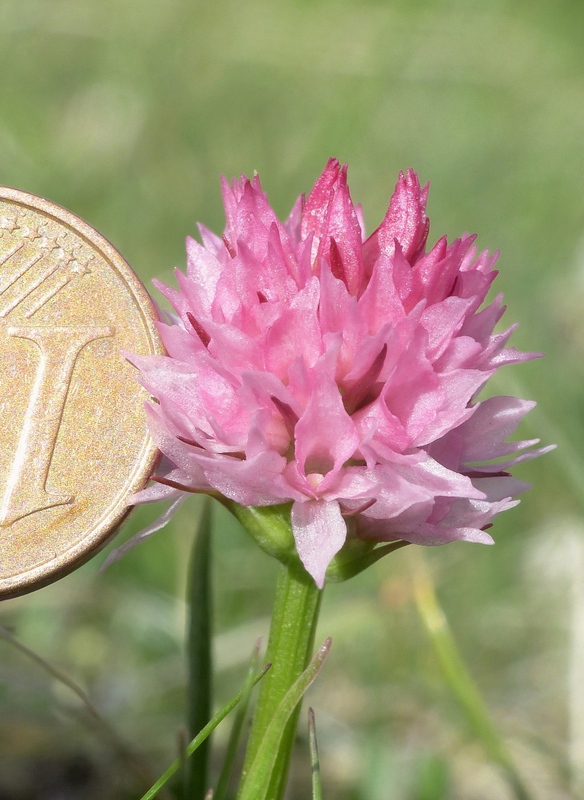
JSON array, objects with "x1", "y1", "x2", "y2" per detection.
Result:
[
  {"x1": 358, "y1": 254, "x2": 405, "y2": 334},
  {"x1": 195, "y1": 449, "x2": 289, "y2": 506},
  {"x1": 419, "y1": 296, "x2": 475, "y2": 360},
  {"x1": 318, "y1": 174, "x2": 363, "y2": 295},
  {"x1": 413, "y1": 368, "x2": 492, "y2": 447},
  {"x1": 156, "y1": 322, "x2": 206, "y2": 362},
  {"x1": 204, "y1": 321, "x2": 264, "y2": 373},
  {"x1": 363, "y1": 169, "x2": 429, "y2": 267},
  {"x1": 300, "y1": 158, "x2": 342, "y2": 245},
  {"x1": 185, "y1": 235, "x2": 223, "y2": 314},
  {"x1": 456, "y1": 396, "x2": 536, "y2": 462},
  {"x1": 265, "y1": 277, "x2": 322, "y2": 378}
]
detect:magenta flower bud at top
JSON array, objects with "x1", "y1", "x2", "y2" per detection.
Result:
[{"x1": 130, "y1": 160, "x2": 551, "y2": 588}]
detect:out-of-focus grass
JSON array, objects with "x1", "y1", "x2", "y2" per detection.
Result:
[{"x1": 0, "y1": 0, "x2": 582, "y2": 797}]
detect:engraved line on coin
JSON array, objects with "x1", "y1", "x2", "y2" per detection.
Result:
[
  {"x1": 0, "y1": 253, "x2": 51, "y2": 316},
  {"x1": 22, "y1": 260, "x2": 81, "y2": 318},
  {"x1": 0, "y1": 241, "x2": 25, "y2": 269},
  {"x1": 0, "y1": 325, "x2": 114, "y2": 526},
  {"x1": 0, "y1": 233, "x2": 92, "y2": 318}
]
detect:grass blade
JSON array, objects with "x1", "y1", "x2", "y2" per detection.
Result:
[
  {"x1": 308, "y1": 708, "x2": 323, "y2": 800},
  {"x1": 214, "y1": 639, "x2": 262, "y2": 800},
  {"x1": 187, "y1": 498, "x2": 213, "y2": 799},
  {"x1": 138, "y1": 663, "x2": 271, "y2": 800},
  {"x1": 0, "y1": 623, "x2": 99, "y2": 718},
  {"x1": 177, "y1": 727, "x2": 188, "y2": 800},
  {"x1": 0, "y1": 624, "x2": 163, "y2": 792},
  {"x1": 238, "y1": 637, "x2": 331, "y2": 800},
  {"x1": 412, "y1": 553, "x2": 533, "y2": 800}
]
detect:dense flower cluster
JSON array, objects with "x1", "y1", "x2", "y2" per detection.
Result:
[{"x1": 131, "y1": 160, "x2": 547, "y2": 587}]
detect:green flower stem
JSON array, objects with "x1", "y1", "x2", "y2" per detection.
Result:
[{"x1": 237, "y1": 556, "x2": 323, "y2": 800}]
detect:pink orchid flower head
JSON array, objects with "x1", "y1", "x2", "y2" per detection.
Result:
[{"x1": 129, "y1": 159, "x2": 551, "y2": 588}]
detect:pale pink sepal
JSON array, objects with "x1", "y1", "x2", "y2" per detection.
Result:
[{"x1": 291, "y1": 500, "x2": 348, "y2": 588}]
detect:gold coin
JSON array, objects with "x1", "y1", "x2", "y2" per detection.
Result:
[{"x1": 0, "y1": 188, "x2": 163, "y2": 599}]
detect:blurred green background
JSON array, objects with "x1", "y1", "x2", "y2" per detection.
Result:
[{"x1": 0, "y1": 0, "x2": 581, "y2": 797}]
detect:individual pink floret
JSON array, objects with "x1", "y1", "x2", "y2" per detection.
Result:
[{"x1": 130, "y1": 160, "x2": 550, "y2": 588}]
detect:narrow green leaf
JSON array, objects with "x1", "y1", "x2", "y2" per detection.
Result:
[
  {"x1": 238, "y1": 637, "x2": 332, "y2": 800},
  {"x1": 214, "y1": 639, "x2": 262, "y2": 800},
  {"x1": 412, "y1": 553, "x2": 533, "y2": 800},
  {"x1": 187, "y1": 497, "x2": 213, "y2": 799},
  {"x1": 138, "y1": 664, "x2": 271, "y2": 800},
  {"x1": 308, "y1": 708, "x2": 323, "y2": 800}
]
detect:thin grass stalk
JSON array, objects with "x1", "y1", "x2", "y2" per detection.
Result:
[
  {"x1": 214, "y1": 640, "x2": 262, "y2": 800},
  {"x1": 412, "y1": 551, "x2": 533, "y2": 800},
  {"x1": 187, "y1": 498, "x2": 213, "y2": 799},
  {"x1": 139, "y1": 664, "x2": 271, "y2": 800},
  {"x1": 237, "y1": 639, "x2": 331, "y2": 800},
  {"x1": 308, "y1": 708, "x2": 323, "y2": 800}
]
